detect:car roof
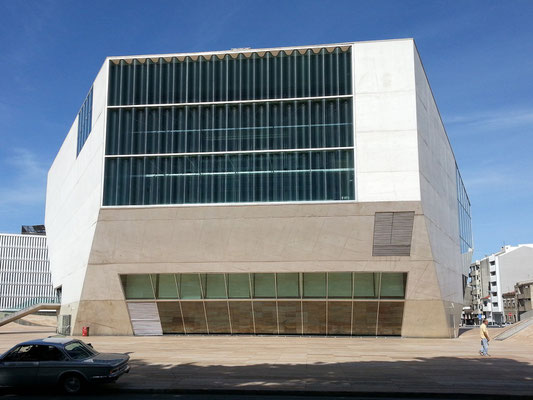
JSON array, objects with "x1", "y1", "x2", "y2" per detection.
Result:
[{"x1": 18, "y1": 337, "x2": 77, "y2": 346}]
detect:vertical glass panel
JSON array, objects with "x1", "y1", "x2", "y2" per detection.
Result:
[
  {"x1": 205, "y1": 301, "x2": 231, "y2": 333},
  {"x1": 77, "y1": 88, "x2": 93, "y2": 156},
  {"x1": 277, "y1": 301, "x2": 302, "y2": 334},
  {"x1": 180, "y1": 301, "x2": 207, "y2": 333},
  {"x1": 253, "y1": 273, "x2": 276, "y2": 298},
  {"x1": 103, "y1": 149, "x2": 355, "y2": 206},
  {"x1": 107, "y1": 47, "x2": 351, "y2": 106},
  {"x1": 228, "y1": 273, "x2": 250, "y2": 298},
  {"x1": 180, "y1": 274, "x2": 202, "y2": 299},
  {"x1": 153, "y1": 274, "x2": 178, "y2": 299},
  {"x1": 229, "y1": 301, "x2": 254, "y2": 333},
  {"x1": 120, "y1": 275, "x2": 154, "y2": 299},
  {"x1": 106, "y1": 99, "x2": 353, "y2": 156},
  {"x1": 252, "y1": 301, "x2": 278, "y2": 334},
  {"x1": 277, "y1": 273, "x2": 300, "y2": 298},
  {"x1": 354, "y1": 273, "x2": 380, "y2": 299},
  {"x1": 328, "y1": 272, "x2": 352, "y2": 298},
  {"x1": 157, "y1": 302, "x2": 184, "y2": 333},
  {"x1": 352, "y1": 301, "x2": 378, "y2": 335},
  {"x1": 303, "y1": 273, "x2": 326, "y2": 298},
  {"x1": 302, "y1": 301, "x2": 326, "y2": 334},
  {"x1": 377, "y1": 302, "x2": 404, "y2": 336},
  {"x1": 380, "y1": 273, "x2": 407, "y2": 299},
  {"x1": 204, "y1": 274, "x2": 227, "y2": 299},
  {"x1": 327, "y1": 301, "x2": 352, "y2": 335}
]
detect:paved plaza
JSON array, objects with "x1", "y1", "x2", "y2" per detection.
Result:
[{"x1": 0, "y1": 319, "x2": 532, "y2": 396}]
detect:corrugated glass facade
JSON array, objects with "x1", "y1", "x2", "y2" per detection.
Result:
[
  {"x1": 121, "y1": 272, "x2": 406, "y2": 336},
  {"x1": 103, "y1": 47, "x2": 355, "y2": 206},
  {"x1": 77, "y1": 88, "x2": 93, "y2": 156},
  {"x1": 456, "y1": 167, "x2": 472, "y2": 254}
]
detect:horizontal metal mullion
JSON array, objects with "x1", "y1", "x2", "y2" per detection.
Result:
[
  {"x1": 107, "y1": 94, "x2": 353, "y2": 109},
  {"x1": 104, "y1": 146, "x2": 355, "y2": 158}
]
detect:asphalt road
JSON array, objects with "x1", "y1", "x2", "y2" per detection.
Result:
[{"x1": 0, "y1": 389, "x2": 521, "y2": 400}]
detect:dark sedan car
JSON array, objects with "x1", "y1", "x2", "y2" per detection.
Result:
[{"x1": 0, "y1": 337, "x2": 129, "y2": 393}]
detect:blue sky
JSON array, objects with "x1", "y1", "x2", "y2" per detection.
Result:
[{"x1": 0, "y1": 0, "x2": 532, "y2": 259}]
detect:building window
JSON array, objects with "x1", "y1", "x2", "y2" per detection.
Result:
[
  {"x1": 120, "y1": 271, "x2": 407, "y2": 336},
  {"x1": 456, "y1": 167, "x2": 472, "y2": 255},
  {"x1": 103, "y1": 47, "x2": 355, "y2": 206},
  {"x1": 77, "y1": 88, "x2": 93, "y2": 156}
]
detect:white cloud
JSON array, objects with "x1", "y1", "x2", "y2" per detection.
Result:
[
  {"x1": 445, "y1": 108, "x2": 533, "y2": 132},
  {"x1": 0, "y1": 148, "x2": 48, "y2": 209}
]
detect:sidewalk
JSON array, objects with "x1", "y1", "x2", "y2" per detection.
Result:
[{"x1": 1, "y1": 322, "x2": 532, "y2": 396}]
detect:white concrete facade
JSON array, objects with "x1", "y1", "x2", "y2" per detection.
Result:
[{"x1": 45, "y1": 39, "x2": 471, "y2": 337}]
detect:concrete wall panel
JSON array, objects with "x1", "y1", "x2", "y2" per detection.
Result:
[
  {"x1": 353, "y1": 39, "x2": 420, "y2": 203},
  {"x1": 414, "y1": 47, "x2": 463, "y2": 305}
]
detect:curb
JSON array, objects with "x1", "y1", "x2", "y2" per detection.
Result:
[{"x1": 106, "y1": 387, "x2": 533, "y2": 399}]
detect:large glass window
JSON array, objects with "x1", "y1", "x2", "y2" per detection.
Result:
[
  {"x1": 109, "y1": 47, "x2": 352, "y2": 106},
  {"x1": 303, "y1": 273, "x2": 326, "y2": 298},
  {"x1": 104, "y1": 150, "x2": 354, "y2": 206},
  {"x1": 202, "y1": 274, "x2": 227, "y2": 299},
  {"x1": 354, "y1": 273, "x2": 380, "y2": 298},
  {"x1": 121, "y1": 272, "x2": 407, "y2": 336},
  {"x1": 180, "y1": 274, "x2": 202, "y2": 299},
  {"x1": 104, "y1": 47, "x2": 354, "y2": 207},
  {"x1": 327, "y1": 272, "x2": 352, "y2": 298},
  {"x1": 205, "y1": 302, "x2": 231, "y2": 333},
  {"x1": 228, "y1": 274, "x2": 250, "y2": 298},
  {"x1": 253, "y1": 273, "x2": 276, "y2": 298},
  {"x1": 77, "y1": 88, "x2": 93, "y2": 156},
  {"x1": 380, "y1": 273, "x2": 406, "y2": 299},
  {"x1": 152, "y1": 274, "x2": 178, "y2": 299},
  {"x1": 276, "y1": 273, "x2": 300, "y2": 298},
  {"x1": 121, "y1": 275, "x2": 154, "y2": 299},
  {"x1": 106, "y1": 99, "x2": 353, "y2": 156},
  {"x1": 157, "y1": 302, "x2": 184, "y2": 333},
  {"x1": 456, "y1": 167, "x2": 472, "y2": 255}
]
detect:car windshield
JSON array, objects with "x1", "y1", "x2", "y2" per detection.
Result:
[{"x1": 64, "y1": 341, "x2": 97, "y2": 360}]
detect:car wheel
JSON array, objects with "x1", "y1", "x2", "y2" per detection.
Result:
[{"x1": 61, "y1": 373, "x2": 84, "y2": 394}]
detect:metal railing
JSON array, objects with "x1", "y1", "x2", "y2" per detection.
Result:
[{"x1": 9, "y1": 296, "x2": 61, "y2": 312}]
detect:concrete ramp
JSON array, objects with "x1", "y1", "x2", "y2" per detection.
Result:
[
  {"x1": 0, "y1": 303, "x2": 60, "y2": 327},
  {"x1": 494, "y1": 316, "x2": 533, "y2": 341}
]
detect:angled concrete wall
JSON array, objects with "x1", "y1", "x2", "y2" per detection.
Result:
[
  {"x1": 45, "y1": 60, "x2": 109, "y2": 323},
  {"x1": 413, "y1": 46, "x2": 464, "y2": 336},
  {"x1": 72, "y1": 202, "x2": 450, "y2": 337}
]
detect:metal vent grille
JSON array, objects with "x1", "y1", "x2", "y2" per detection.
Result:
[
  {"x1": 127, "y1": 302, "x2": 163, "y2": 336},
  {"x1": 373, "y1": 212, "x2": 415, "y2": 256}
]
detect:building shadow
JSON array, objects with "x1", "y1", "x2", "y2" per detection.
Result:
[{"x1": 0, "y1": 355, "x2": 532, "y2": 398}]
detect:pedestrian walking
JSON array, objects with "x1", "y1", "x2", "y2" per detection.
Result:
[{"x1": 479, "y1": 318, "x2": 490, "y2": 356}]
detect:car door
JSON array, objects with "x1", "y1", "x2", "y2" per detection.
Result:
[
  {"x1": 36, "y1": 345, "x2": 71, "y2": 385},
  {"x1": 0, "y1": 345, "x2": 39, "y2": 386}
]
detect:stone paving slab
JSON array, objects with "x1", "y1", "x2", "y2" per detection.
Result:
[{"x1": 0, "y1": 323, "x2": 532, "y2": 396}]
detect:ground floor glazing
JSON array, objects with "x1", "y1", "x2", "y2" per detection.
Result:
[{"x1": 121, "y1": 272, "x2": 407, "y2": 336}]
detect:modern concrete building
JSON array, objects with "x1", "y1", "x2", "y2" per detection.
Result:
[
  {"x1": 45, "y1": 39, "x2": 473, "y2": 338},
  {"x1": 0, "y1": 228, "x2": 57, "y2": 311},
  {"x1": 469, "y1": 244, "x2": 533, "y2": 324}
]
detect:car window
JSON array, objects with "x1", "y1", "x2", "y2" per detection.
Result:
[
  {"x1": 3, "y1": 345, "x2": 37, "y2": 362},
  {"x1": 34, "y1": 345, "x2": 66, "y2": 361},
  {"x1": 64, "y1": 341, "x2": 96, "y2": 360}
]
